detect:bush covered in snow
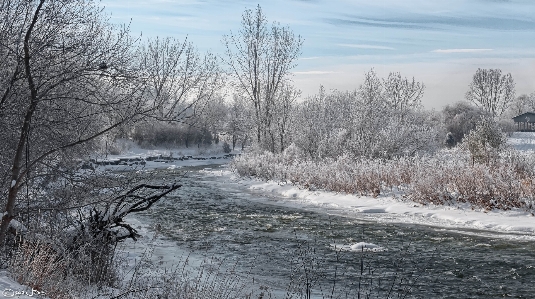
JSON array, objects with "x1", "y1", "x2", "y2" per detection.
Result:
[
  {"x1": 290, "y1": 77, "x2": 442, "y2": 160},
  {"x1": 461, "y1": 118, "x2": 507, "y2": 164},
  {"x1": 442, "y1": 101, "x2": 491, "y2": 146},
  {"x1": 232, "y1": 147, "x2": 535, "y2": 211}
]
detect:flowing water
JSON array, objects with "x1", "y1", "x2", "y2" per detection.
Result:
[{"x1": 132, "y1": 165, "x2": 535, "y2": 298}]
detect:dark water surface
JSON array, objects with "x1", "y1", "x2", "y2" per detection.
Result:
[{"x1": 135, "y1": 166, "x2": 535, "y2": 298}]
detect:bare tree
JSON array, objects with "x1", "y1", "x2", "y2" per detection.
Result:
[
  {"x1": 465, "y1": 68, "x2": 515, "y2": 117},
  {"x1": 222, "y1": 5, "x2": 302, "y2": 150},
  {"x1": 382, "y1": 72, "x2": 425, "y2": 114},
  {"x1": 140, "y1": 37, "x2": 224, "y2": 122},
  {"x1": 227, "y1": 94, "x2": 254, "y2": 150},
  {"x1": 275, "y1": 83, "x2": 300, "y2": 152},
  {"x1": 0, "y1": 0, "x2": 218, "y2": 246}
]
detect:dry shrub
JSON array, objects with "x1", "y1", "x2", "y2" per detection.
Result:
[
  {"x1": 7, "y1": 236, "x2": 123, "y2": 299},
  {"x1": 408, "y1": 151, "x2": 535, "y2": 211},
  {"x1": 9, "y1": 240, "x2": 71, "y2": 299},
  {"x1": 232, "y1": 147, "x2": 535, "y2": 212}
]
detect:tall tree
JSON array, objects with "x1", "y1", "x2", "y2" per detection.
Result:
[
  {"x1": 274, "y1": 83, "x2": 300, "y2": 152},
  {"x1": 465, "y1": 68, "x2": 515, "y2": 117},
  {"x1": 0, "y1": 0, "x2": 219, "y2": 245},
  {"x1": 382, "y1": 71, "x2": 425, "y2": 114},
  {"x1": 222, "y1": 5, "x2": 302, "y2": 150}
]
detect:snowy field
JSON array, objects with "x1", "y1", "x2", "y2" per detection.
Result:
[{"x1": 508, "y1": 131, "x2": 535, "y2": 151}]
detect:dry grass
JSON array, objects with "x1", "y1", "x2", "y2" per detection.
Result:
[
  {"x1": 232, "y1": 147, "x2": 535, "y2": 211},
  {"x1": 7, "y1": 236, "x2": 270, "y2": 299},
  {"x1": 9, "y1": 240, "x2": 72, "y2": 299},
  {"x1": 6, "y1": 236, "x2": 122, "y2": 299}
]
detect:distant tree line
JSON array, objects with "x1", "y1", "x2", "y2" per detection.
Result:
[{"x1": 127, "y1": 7, "x2": 532, "y2": 161}]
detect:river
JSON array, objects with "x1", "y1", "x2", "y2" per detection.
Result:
[{"x1": 127, "y1": 164, "x2": 535, "y2": 298}]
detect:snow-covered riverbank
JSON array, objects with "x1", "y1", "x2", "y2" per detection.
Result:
[
  {"x1": 89, "y1": 146, "x2": 233, "y2": 171},
  {"x1": 0, "y1": 271, "x2": 48, "y2": 299},
  {"x1": 204, "y1": 166, "x2": 535, "y2": 240},
  {"x1": 88, "y1": 144, "x2": 535, "y2": 239}
]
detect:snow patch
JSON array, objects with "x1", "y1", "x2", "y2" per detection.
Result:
[
  {"x1": 203, "y1": 168, "x2": 535, "y2": 240},
  {"x1": 0, "y1": 270, "x2": 48, "y2": 298},
  {"x1": 354, "y1": 207, "x2": 386, "y2": 213},
  {"x1": 349, "y1": 242, "x2": 384, "y2": 251}
]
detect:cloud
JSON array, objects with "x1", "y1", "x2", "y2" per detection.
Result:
[
  {"x1": 326, "y1": 17, "x2": 426, "y2": 30},
  {"x1": 328, "y1": 14, "x2": 535, "y2": 31},
  {"x1": 337, "y1": 44, "x2": 395, "y2": 50},
  {"x1": 293, "y1": 71, "x2": 336, "y2": 75},
  {"x1": 432, "y1": 49, "x2": 493, "y2": 53},
  {"x1": 300, "y1": 56, "x2": 321, "y2": 60}
]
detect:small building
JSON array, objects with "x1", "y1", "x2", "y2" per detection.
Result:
[{"x1": 512, "y1": 112, "x2": 535, "y2": 132}]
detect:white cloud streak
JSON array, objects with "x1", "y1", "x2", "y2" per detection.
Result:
[
  {"x1": 432, "y1": 48, "x2": 493, "y2": 53},
  {"x1": 293, "y1": 71, "x2": 336, "y2": 75},
  {"x1": 337, "y1": 44, "x2": 395, "y2": 50}
]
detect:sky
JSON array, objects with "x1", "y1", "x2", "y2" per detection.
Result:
[{"x1": 100, "y1": 0, "x2": 535, "y2": 110}]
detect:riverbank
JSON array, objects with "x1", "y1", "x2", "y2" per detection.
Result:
[
  {"x1": 86, "y1": 143, "x2": 237, "y2": 171},
  {"x1": 88, "y1": 144, "x2": 535, "y2": 238},
  {"x1": 203, "y1": 165, "x2": 535, "y2": 240},
  {"x1": 5, "y1": 159, "x2": 533, "y2": 298}
]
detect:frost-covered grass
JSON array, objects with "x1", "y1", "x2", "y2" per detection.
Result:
[
  {"x1": 231, "y1": 145, "x2": 535, "y2": 212},
  {"x1": 5, "y1": 236, "x2": 263, "y2": 299}
]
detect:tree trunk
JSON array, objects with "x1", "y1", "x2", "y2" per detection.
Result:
[
  {"x1": 0, "y1": 0, "x2": 45, "y2": 246},
  {"x1": 232, "y1": 134, "x2": 237, "y2": 150}
]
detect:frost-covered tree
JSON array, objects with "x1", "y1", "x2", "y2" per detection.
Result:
[
  {"x1": 227, "y1": 94, "x2": 254, "y2": 150},
  {"x1": 506, "y1": 93, "x2": 535, "y2": 118},
  {"x1": 510, "y1": 94, "x2": 531, "y2": 116},
  {"x1": 465, "y1": 68, "x2": 515, "y2": 117},
  {"x1": 193, "y1": 94, "x2": 228, "y2": 146},
  {"x1": 0, "y1": 0, "x2": 218, "y2": 247},
  {"x1": 290, "y1": 71, "x2": 439, "y2": 160},
  {"x1": 442, "y1": 101, "x2": 490, "y2": 146},
  {"x1": 274, "y1": 83, "x2": 300, "y2": 152},
  {"x1": 462, "y1": 118, "x2": 507, "y2": 164},
  {"x1": 223, "y1": 5, "x2": 302, "y2": 151},
  {"x1": 382, "y1": 71, "x2": 425, "y2": 114}
]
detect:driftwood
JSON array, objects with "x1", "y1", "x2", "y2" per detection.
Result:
[
  {"x1": 81, "y1": 183, "x2": 182, "y2": 242},
  {"x1": 5, "y1": 183, "x2": 182, "y2": 286}
]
